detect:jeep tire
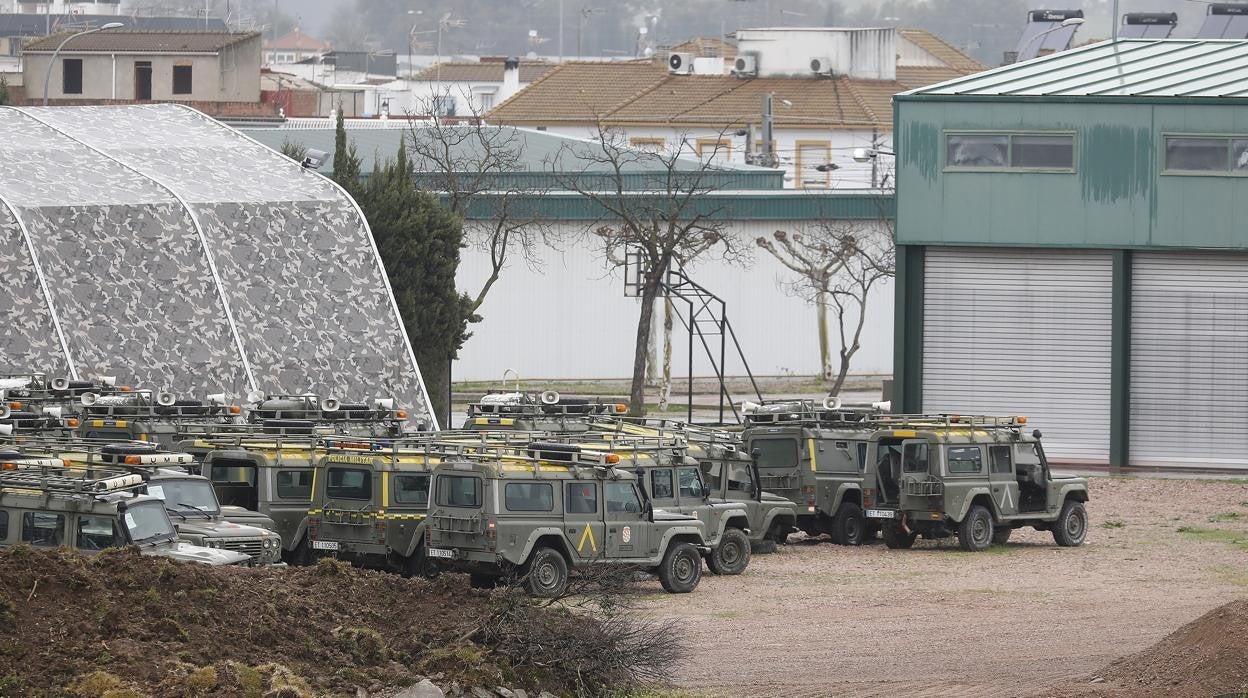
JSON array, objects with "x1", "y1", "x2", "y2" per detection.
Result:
[
  {"x1": 881, "y1": 521, "x2": 917, "y2": 549},
  {"x1": 404, "y1": 545, "x2": 439, "y2": 579},
  {"x1": 657, "y1": 542, "x2": 702, "y2": 593},
  {"x1": 1052, "y1": 500, "x2": 1088, "y2": 547},
  {"x1": 707, "y1": 528, "x2": 750, "y2": 575},
  {"x1": 524, "y1": 547, "x2": 568, "y2": 597},
  {"x1": 287, "y1": 537, "x2": 312, "y2": 566},
  {"x1": 832, "y1": 502, "x2": 867, "y2": 546},
  {"x1": 959, "y1": 504, "x2": 994, "y2": 552}
]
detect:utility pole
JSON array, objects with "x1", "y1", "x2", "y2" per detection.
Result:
[
  {"x1": 870, "y1": 127, "x2": 879, "y2": 189},
  {"x1": 558, "y1": 0, "x2": 564, "y2": 62},
  {"x1": 1111, "y1": 0, "x2": 1120, "y2": 41},
  {"x1": 760, "y1": 93, "x2": 776, "y2": 168}
]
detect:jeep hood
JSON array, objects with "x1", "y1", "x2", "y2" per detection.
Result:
[
  {"x1": 220, "y1": 506, "x2": 278, "y2": 531},
  {"x1": 156, "y1": 542, "x2": 251, "y2": 566},
  {"x1": 173, "y1": 519, "x2": 275, "y2": 539}
]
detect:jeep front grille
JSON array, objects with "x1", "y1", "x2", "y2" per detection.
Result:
[
  {"x1": 218, "y1": 537, "x2": 264, "y2": 559},
  {"x1": 902, "y1": 478, "x2": 944, "y2": 497}
]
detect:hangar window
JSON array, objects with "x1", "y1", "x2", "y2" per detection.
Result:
[
  {"x1": 1164, "y1": 136, "x2": 1248, "y2": 174},
  {"x1": 946, "y1": 132, "x2": 1074, "y2": 171}
]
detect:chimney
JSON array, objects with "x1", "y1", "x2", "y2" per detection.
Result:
[{"x1": 498, "y1": 57, "x2": 521, "y2": 104}]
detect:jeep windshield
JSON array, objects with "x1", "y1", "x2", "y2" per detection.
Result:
[
  {"x1": 751, "y1": 438, "x2": 799, "y2": 471},
  {"x1": 123, "y1": 502, "x2": 179, "y2": 545},
  {"x1": 148, "y1": 478, "x2": 221, "y2": 518}
]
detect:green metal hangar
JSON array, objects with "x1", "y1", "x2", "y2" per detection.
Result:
[{"x1": 892, "y1": 39, "x2": 1248, "y2": 470}]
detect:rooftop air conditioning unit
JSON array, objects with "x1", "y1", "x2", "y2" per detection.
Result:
[
  {"x1": 810, "y1": 56, "x2": 834, "y2": 75},
  {"x1": 733, "y1": 52, "x2": 758, "y2": 77},
  {"x1": 668, "y1": 52, "x2": 694, "y2": 75}
]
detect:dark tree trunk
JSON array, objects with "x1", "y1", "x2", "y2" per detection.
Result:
[{"x1": 629, "y1": 280, "x2": 661, "y2": 417}]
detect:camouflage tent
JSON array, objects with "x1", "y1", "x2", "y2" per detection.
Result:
[{"x1": 0, "y1": 104, "x2": 435, "y2": 425}]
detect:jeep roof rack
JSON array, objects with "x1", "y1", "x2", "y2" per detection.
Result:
[
  {"x1": 742, "y1": 400, "x2": 879, "y2": 427},
  {"x1": 863, "y1": 414, "x2": 1032, "y2": 430},
  {"x1": 0, "y1": 463, "x2": 145, "y2": 498}
]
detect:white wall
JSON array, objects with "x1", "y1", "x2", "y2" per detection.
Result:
[
  {"x1": 736, "y1": 28, "x2": 896, "y2": 80},
  {"x1": 453, "y1": 220, "x2": 894, "y2": 382},
  {"x1": 538, "y1": 124, "x2": 894, "y2": 189}
]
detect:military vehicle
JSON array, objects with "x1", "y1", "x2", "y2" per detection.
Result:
[
  {"x1": 304, "y1": 441, "x2": 436, "y2": 576},
  {"x1": 8, "y1": 440, "x2": 284, "y2": 564},
  {"x1": 191, "y1": 433, "x2": 324, "y2": 564},
  {"x1": 741, "y1": 400, "x2": 879, "y2": 545},
  {"x1": 426, "y1": 443, "x2": 709, "y2": 596},
  {"x1": 861, "y1": 415, "x2": 1090, "y2": 551},
  {"x1": 248, "y1": 394, "x2": 414, "y2": 437},
  {"x1": 0, "y1": 453, "x2": 250, "y2": 566},
  {"x1": 73, "y1": 389, "x2": 242, "y2": 447}
]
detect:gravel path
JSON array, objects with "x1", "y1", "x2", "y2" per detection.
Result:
[{"x1": 638, "y1": 476, "x2": 1248, "y2": 697}]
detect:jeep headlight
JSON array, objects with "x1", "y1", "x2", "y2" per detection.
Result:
[{"x1": 262, "y1": 538, "x2": 274, "y2": 549}]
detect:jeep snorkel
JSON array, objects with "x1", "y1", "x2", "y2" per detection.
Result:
[
  {"x1": 633, "y1": 467, "x2": 654, "y2": 521},
  {"x1": 750, "y1": 448, "x2": 763, "y2": 502}
]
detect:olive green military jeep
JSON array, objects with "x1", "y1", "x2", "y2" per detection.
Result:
[
  {"x1": 0, "y1": 453, "x2": 250, "y2": 566},
  {"x1": 426, "y1": 443, "x2": 709, "y2": 596},
  {"x1": 742, "y1": 401, "x2": 879, "y2": 546},
  {"x1": 862, "y1": 415, "x2": 1090, "y2": 551},
  {"x1": 304, "y1": 443, "x2": 435, "y2": 576}
]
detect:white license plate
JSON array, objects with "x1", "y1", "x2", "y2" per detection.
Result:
[
  {"x1": 865, "y1": 509, "x2": 896, "y2": 519},
  {"x1": 311, "y1": 540, "x2": 339, "y2": 551},
  {"x1": 427, "y1": 548, "x2": 453, "y2": 559}
]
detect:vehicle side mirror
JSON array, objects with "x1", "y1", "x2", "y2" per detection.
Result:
[{"x1": 701, "y1": 484, "x2": 712, "y2": 498}]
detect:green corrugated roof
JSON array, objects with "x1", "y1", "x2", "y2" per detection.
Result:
[
  {"x1": 901, "y1": 39, "x2": 1248, "y2": 100},
  {"x1": 240, "y1": 124, "x2": 783, "y2": 190},
  {"x1": 455, "y1": 190, "x2": 894, "y2": 222}
]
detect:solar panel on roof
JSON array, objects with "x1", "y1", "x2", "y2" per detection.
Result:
[
  {"x1": 1142, "y1": 24, "x2": 1176, "y2": 38},
  {"x1": 1197, "y1": 14, "x2": 1233, "y2": 37},
  {"x1": 1198, "y1": 4, "x2": 1248, "y2": 38},
  {"x1": 1226, "y1": 14, "x2": 1248, "y2": 37},
  {"x1": 1119, "y1": 23, "x2": 1149, "y2": 38},
  {"x1": 1015, "y1": 9, "x2": 1084, "y2": 61},
  {"x1": 1120, "y1": 12, "x2": 1177, "y2": 39}
]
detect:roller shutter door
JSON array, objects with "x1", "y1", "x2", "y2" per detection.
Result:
[
  {"x1": 922, "y1": 248, "x2": 1113, "y2": 463},
  {"x1": 1130, "y1": 253, "x2": 1248, "y2": 469}
]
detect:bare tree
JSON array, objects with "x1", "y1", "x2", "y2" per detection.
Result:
[
  {"x1": 757, "y1": 218, "x2": 895, "y2": 395},
  {"x1": 550, "y1": 123, "x2": 735, "y2": 416},
  {"x1": 406, "y1": 95, "x2": 551, "y2": 322}
]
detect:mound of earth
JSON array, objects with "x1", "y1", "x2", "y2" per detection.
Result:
[
  {"x1": 1044, "y1": 598, "x2": 1248, "y2": 697},
  {"x1": 0, "y1": 546, "x2": 644, "y2": 697}
]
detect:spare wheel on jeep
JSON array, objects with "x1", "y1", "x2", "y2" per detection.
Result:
[{"x1": 657, "y1": 542, "x2": 701, "y2": 593}]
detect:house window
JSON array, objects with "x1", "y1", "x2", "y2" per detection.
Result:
[
  {"x1": 475, "y1": 90, "x2": 496, "y2": 111},
  {"x1": 1164, "y1": 136, "x2": 1248, "y2": 173},
  {"x1": 696, "y1": 138, "x2": 732, "y2": 165},
  {"x1": 172, "y1": 65, "x2": 193, "y2": 95},
  {"x1": 946, "y1": 132, "x2": 1074, "y2": 171},
  {"x1": 63, "y1": 58, "x2": 83, "y2": 95},
  {"x1": 630, "y1": 137, "x2": 666, "y2": 153},
  {"x1": 430, "y1": 95, "x2": 456, "y2": 116}
]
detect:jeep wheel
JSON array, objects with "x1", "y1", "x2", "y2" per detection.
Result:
[
  {"x1": 657, "y1": 542, "x2": 702, "y2": 593},
  {"x1": 992, "y1": 526, "x2": 1012, "y2": 545},
  {"x1": 881, "y1": 521, "x2": 917, "y2": 549},
  {"x1": 524, "y1": 547, "x2": 568, "y2": 597},
  {"x1": 286, "y1": 537, "x2": 312, "y2": 566},
  {"x1": 959, "y1": 504, "x2": 994, "y2": 552},
  {"x1": 1052, "y1": 500, "x2": 1088, "y2": 547},
  {"x1": 404, "y1": 546, "x2": 439, "y2": 579},
  {"x1": 707, "y1": 528, "x2": 750, "y2": 575},
  {"x1": 832, "y1": 503, "x2": 867, "y2": 546}
]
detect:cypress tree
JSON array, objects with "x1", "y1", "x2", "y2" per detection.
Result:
[
  {"x1": 365, "y1": 139, "x2": 473, "y2": 424},
  {"x1": 330, "y1": 107, "x2": 362, "y2": 198}
]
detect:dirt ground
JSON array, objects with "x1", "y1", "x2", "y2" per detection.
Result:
[{"x1": 637, "y1": 475, "x2": 1248, "y2": 698}]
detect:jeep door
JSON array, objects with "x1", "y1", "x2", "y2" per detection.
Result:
[
  {"x1": 987, "y1": 445, "x2": 1019, "y2": 517},
  {"x1": 897, "y1": 439, "x2": 934, "y2": 512},
  {"x1": 943, "y1": 445, "x2": 988, "y2": 520},
  {"x1": 562, "y1": 481, "x2": 605, "y2": 561},
  {"x1": 604, "y1": 480, "x2": 649, "y2": 560},
  {"x1": 648, "y1": 468, "x2": 680, "y2": 514}
]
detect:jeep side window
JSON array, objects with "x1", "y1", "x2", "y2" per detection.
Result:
[
  {"x1": 651, "y1": 469, "x2": 675, "y2": 499},
  {"x1": 902, "y1": 443, "x2": 929, "y2": 473},
  {"x1": 857, "y1": 443, "x2": 868, "y2": 472},
  {"x1": 505, "y1": 482, "x2": 553, "y2": 512},
  {"x1": 436, "y1": 475, "x2": 481, "y2": 508},
  {"x1": 677, "y1": 467, "x2": 702, "y2": 498},
  {"x1": 701, "y1": 461, "x2": 723, "y2": 490},
  {"x1": 22, "y1": 512, "x2": 65, "y2": 547},
  {"x1": 728, "y1": 462, "x2": 754, "y2": 492},
  {"x1": 947, "y1": 446, "x2": 983, "y2": 474},
  {"x1": 565, "y1": 482, "x2": 598, "y2": 514},
  {"x1": 76, "y1": 515, "x2": 120, "y2": 551},
  {"x1": 605, "y1": 481, "x2": 642, "y2": 514},
  {"x1": 276, "y1": 469, "x2": 313, "y2": 499},
  {"x1": 209, "y1": 459, "x2": 258, "y2": 510},
  {"x1": 393, "y1": 474, "x2": 431, "y2": 505},
  {"x1": 989, "y1": 446, "x2": 1012, "y2": 475},
  {"x1": 326, "y1": 467, "x2": 371, "y2": 500}
]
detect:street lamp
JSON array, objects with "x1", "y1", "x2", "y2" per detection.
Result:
[
  {"x1": 1017, "y1": 17, "x2": 1084, "y2": 62},
  {"x1": 43, "y1": 22, "x2": 124, "y2": 106},
  {"x1": 852, "y1": 147, "x2": 896, "y2": 163}
]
